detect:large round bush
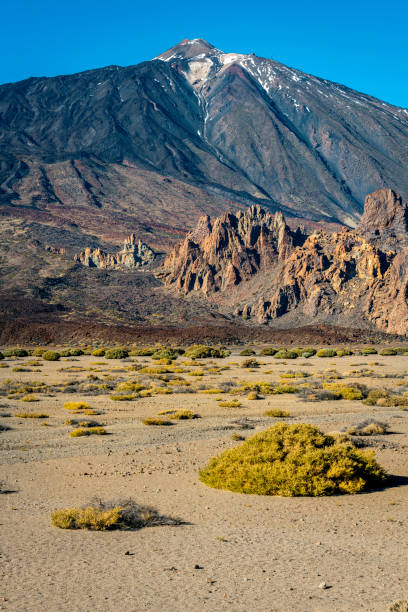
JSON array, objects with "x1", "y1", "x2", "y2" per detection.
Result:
[{"x1": 199, "y1": 423, "x2": 386, "y2": 496}]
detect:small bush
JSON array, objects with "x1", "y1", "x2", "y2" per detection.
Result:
[
  {"x1": 247, "y1": 391, "x2": 260, "y2": 400},
  {"x1": 241, "y1": 358, "x2": 259, "y2": 368},
  {"x1": 199, "y1": 423, "x2": 387, "y2": 496},
  {"x1": 105, "y1": 348, "x2": 129, "y2": 359},
  {"x1": 142, "y1": 417, "x2": 172, "y2": 426},
  {"x1": 184, "y1": 345, "x2": 230, "y2": 359},
  {"x1": 152, "y1": 348, "x2": 179, "y2": 360},
  {"x1": 388, "y1": 601, "x2": 408, "y2": 612},
  {"x1": 259, "y1": 347, "x2": 277, "y2": 356},
  {"x1": 379, "y1": 348, "x2": 398, "y2": 356},
  {"x1": 20, "y1": 394, "x2": 39, "y2": 402},
  {"x1": 169, "y1": 410, "x2": 199, "y2": 420},
  {"x1": 42, "y1": 351, "x2": 60, "y2": 361},
  {"x1": 336, "y1": 349, "x2": 353, "y2": 357},
  {"x1": 218, "y1": 400, "x2": 241, "y2": 408},
  {"x1": 322, "y1": 383, "x2": 363, "y2": 400},
  {"x1": 15, "y1": 412, "x2": 49, "y2": 418},
  {"x1": 92, "y1": 348, "x2": 106, "y2": 356},
  {"x1": 362, "y1": 347, "x2": 378, "y2": 355},
  {"x1": 129, "y1": 347, "x2": 155, "y2": 356},
  {"x1": 347, "y1": 419, "x2": 388, "y2": 436},
  {"x1": 362, "y1": 388, "x2": 390, "y2": 405},
  {"x1": 274, "y1": 350, "x2": 298, "y2": 359},
  {"x1": 3, "y1": 348, "x2": 29, "y2": 357},
  {"x1": 51, "y1": 498, "x2": 180, "y2": 530},
  {"x1": 110, "y1": 394, "x2": 138, "y2": 401},
  {"x1": 317, "y1": 349, "x2": 337, "y2": 358},
  {"x1": 264, "y1": 409, "x2": 290, "y2": 417},
  {"x1": 273, "y1": 385, "x2": 297, "y2": 394},
  {"x1": 231, "y1": 433, "x2": 246, "y2": 441},
  {"x1": 63, "y1": 401, "x2": 90, "y2": 411},
  {"x1": 240, "y1": 349, "x2": 256, "y2": 356},
  {"x1": 70, "y1": 427, "x2": 107, "y2": 437},
  {"x1": 32, "y1": 348, "x2": 47, "y2": 357}
]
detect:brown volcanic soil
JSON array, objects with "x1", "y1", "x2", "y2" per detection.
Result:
[{"x1": 0, "y1": 315, "x2": 404, "y2": 347}]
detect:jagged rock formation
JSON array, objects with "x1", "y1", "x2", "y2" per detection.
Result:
[
  {"x1": 164, "y1": 205, "x2": 305, "y2": 294},
  {"x1": 75, "y1": 235, "x2": 156, "y2": 269},
  {"x1": 163, "y1": 189, "x2": 408, "y2": 334}
]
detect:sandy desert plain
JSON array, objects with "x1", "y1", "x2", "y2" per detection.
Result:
[{"x1": 0, "y1": 343, "x2": 407, "y2": 612}]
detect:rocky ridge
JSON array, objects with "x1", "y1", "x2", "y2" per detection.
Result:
[{"x1": 163, "y1": 189, "x2": 408, "y2": 335}]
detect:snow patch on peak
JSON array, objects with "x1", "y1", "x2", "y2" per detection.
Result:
[{"x1": 220, "y1": 53, "x2": 248, "y2": 66}]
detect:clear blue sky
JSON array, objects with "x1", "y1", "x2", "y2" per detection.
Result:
[{"x1": 2, "y1": 0, "x2": 407, "y2": 108}]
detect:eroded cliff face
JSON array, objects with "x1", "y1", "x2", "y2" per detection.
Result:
[
  {"x1": 75, "y1": 235, "x2": 156, "y2": 269},
  {"x1": 162, "y1": 189, "x2": 408, "y2": 334}
]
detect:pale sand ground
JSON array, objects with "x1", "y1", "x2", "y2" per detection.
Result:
[{"x1": 0, "y1": 349, "x2": 407, "y2": 611}]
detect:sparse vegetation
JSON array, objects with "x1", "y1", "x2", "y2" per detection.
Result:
[
  {"x1": 240, "y1": 349, "x2": 256, "y2": 356},
  {"x1": 199, "y1": 423, "x2": 387, "y2": 496}
]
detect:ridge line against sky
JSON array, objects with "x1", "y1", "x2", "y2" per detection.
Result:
[{"x1": 1, "y1": 0, "x2": 407, "y2": 108}]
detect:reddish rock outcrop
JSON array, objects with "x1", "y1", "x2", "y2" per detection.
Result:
[
  {"x1": 75, "y1": 235, "x2": 156, "y2": 269},
  {"x1": 163, "y1": 189, "x2": 408, "y2": 334}
]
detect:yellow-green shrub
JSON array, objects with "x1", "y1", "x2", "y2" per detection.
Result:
[
  {"x1": 265, "y1": 409, "x2": 290, "y2": 417},
  {"x1": 199, "y1": 423, "x2": 387, "y2": 496},
  {"x1": 142, "y1": 417, "x2": 172, "y2": 426},
  {"x1": 69, "y1": 427, "x2": 106, "y2": 437},
  {"x1": 322, "y1": 383, "x2": 363, "y2": 400},
  {"x1": 169, "y1": 410, "x2": 198, "y2": 420},
  {"x1": 218, "y1": 400, "x2": 241, "y2": 408},
  {"x1": 64, "y1": 401, "x2": 90, "y2": 411},
  {"x1": 15, "y1": 412, "x2": 49, "y2": 418},
  {"x1": 42, "y1": 350, "x2": 60, "y2": 361},
  {"x1": 51, "y1": 506, "x2": 122, "y2": 530},
  {"x1": 317, "y1": 348, "x2": 337, "y2": 358},
  {"x1": 379, "y1": 348, "x2": 398, "y2": 356}
]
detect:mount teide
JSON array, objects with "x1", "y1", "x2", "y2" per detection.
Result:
[{"x1": 1, "y1": 38, "x2": 408, "y2": 242}]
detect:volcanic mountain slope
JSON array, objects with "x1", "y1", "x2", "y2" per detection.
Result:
[
  {"x1": 1, "y1": 38, "x2": 408, "y2": 242},
  {"x1": 163, "y1": 189, "x2": 408, "y2": 335}
]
